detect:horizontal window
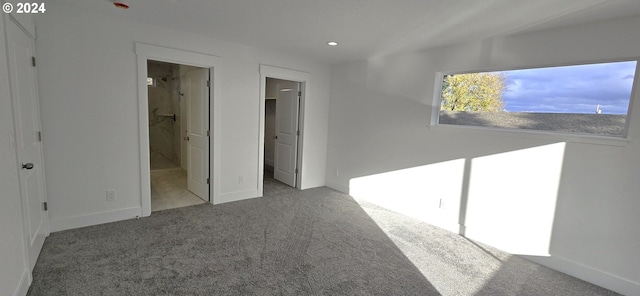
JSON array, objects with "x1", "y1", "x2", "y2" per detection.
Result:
[{"x1": 436, "y1": 61, "x2": 637, "y2": 137}]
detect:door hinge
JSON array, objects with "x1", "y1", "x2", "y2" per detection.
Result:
[
  {"x1": 206, "y1": 80, "x2": 210, "y2": 87},
  {"x1": 297, "y1": 91, "x2": 301, "y2": 97},
  {"x1": 296, "y1": 130, "x2": 300, "y2": 136},
  {"x1": 206, "y1": 178, "x2": 210, "y2": 184},
  {"x1": 43, "y1": 202, "x2": 48, "y2": 211},
  {"x1": 295, "y1": 168, "x2": 298, "y2": 174},
  {"x1": 31, "y1": 56, "x2": 36, "y2": 67},
  {"x1": 207, "y1": 130, "x2": 210, "y2": 137},
  {"x1": 37, "y1": 131, "x2": 42, "y2": 142}
]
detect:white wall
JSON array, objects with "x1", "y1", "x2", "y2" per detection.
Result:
[
  {"x1": 0, "y1": 12, "x2": 32, "y2": 296},
  {"x1": 326, "y1": 16, "x2": 640, "y2": 295},
  {"x1": 35, "y1": 3, "x2": 330, "y2": 230}
]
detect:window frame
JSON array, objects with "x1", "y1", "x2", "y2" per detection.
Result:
[{"x1": 430, "y1": 58, "x2": 640, "y2": 145}]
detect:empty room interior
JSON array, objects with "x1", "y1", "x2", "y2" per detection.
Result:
[{"x1": 2, "y1": 1, "x2": 640, "y2": 295}]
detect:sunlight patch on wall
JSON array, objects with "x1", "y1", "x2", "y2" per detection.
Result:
[
  {"x1": 465, "y1": 142, "x2": 566, "y2": 256},
  {"x1": 348, "y1": 143, "x2": 566, "y2": 257},
  {"x1": 349, "y1": 159, "x2": 466, "y2": 232}
]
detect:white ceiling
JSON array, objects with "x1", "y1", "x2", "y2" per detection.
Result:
[{"x1": 49, "y1": 0, "x2": 640, "y2": 64}]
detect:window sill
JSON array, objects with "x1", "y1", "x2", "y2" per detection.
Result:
[{"x1": 428, "y1": 124, "x2": 630, "y2": 147}]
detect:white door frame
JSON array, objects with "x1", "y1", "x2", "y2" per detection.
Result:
[
  {"x1": 258, "y1": 65, "x2": 309, "y2": 195},
  {"x1": 136, "y1": 43, "x2": 221, "y2": 217}
]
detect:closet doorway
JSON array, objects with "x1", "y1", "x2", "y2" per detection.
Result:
[
  {"x1": 264, "y1": 77, "x2": 302, "y2": 188},
  {"x1": 147, "y1": 60, "x2": 210, "y2": 211},
  {"x1": 258, "y1": 65, "x2": 309, "y2": 197}
]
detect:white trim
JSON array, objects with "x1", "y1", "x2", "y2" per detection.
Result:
[
  {"x1": 136, "y1": 53, "x2": 152, "y2": 217},
  {"x1": 217, "y1": 189, "x2": 260, "y2": 204},
  {"x1": 135, "y1": 43, "x2": 220, "y2": 68},
  {"x1": 258, "y1": 65, "x2": 310, "y2": 196},
  {"x1": 325, "y1": 179, "x2": 349, "y2": 194},
  {"x1": 135, "y1": 43, "x2": 222, "y2": 214},
  {"x1": 49, "y1": 207, "x2": 142, "y2": 232},
  {"x1": 624, "y1": 59, "x2": 640, "y2": 137},
  {"x1": 522, "y1": 255, "x2": 640, "y2": 296},
  {"x1": 14, "y1": 270, "x2": 30, "y2": 296},
  {"x1": 326, "y1": 174, "x2": 637, "y2": 295},
  {"x1": 431, "y1": 73, "x2": 445, "y2": 126},
  {"x1": 7, "y1": 15, "x2": 35, "y2": 39}
]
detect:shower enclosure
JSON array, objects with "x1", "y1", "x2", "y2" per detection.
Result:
[{"x1": 148, "y1": 60, "x2": 182, "y2": 170}]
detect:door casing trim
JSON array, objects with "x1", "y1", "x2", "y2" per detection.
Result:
[
  {"x1": 135, "y1": 43, "x2": 221, "y2": 216},
  {"x1": 258, "y1": 65, "x2": 310, "y2": 195}
]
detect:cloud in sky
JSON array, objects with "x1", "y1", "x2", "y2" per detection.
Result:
[{"x1": 497, "y1": 61, "x2": 637, "y2": 114}]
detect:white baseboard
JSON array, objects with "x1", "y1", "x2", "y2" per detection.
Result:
[
  {"x1": 14, "y1": 270, "x2": 30, "y2": 296},
  {"x1": 300, "y1": 178, "x2": 326, "y2": 190},
  {"x1": 50, "y1": 207, "x2": 142, "y2": 232},
  {"x1": 325, "y1": 179, "x2": 349, "y2": 194},
  {"x1": 521, "y1": 254, "x2": 640, "y2": 295},
  {"x1": 215, "y1": 189, "x2": 259, "y2": 204},
  {"x1": 322, "y1": 177, "x2": 638, "y2": 295}
]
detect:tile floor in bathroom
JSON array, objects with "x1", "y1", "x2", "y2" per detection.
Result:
[
  {"x1": 151, "y1": 168, "x2": 207, "y2": 212},
  {"x1": 150, "y1": 153, "x2": 287, "y2": 212},
  {"x1": 150, "y1": 152, "x2": 207, "y2": 211}
]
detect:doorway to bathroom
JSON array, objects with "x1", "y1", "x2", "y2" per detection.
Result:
[{"x1": 147, "y1": 60, "x2": 210, "y2": 211}]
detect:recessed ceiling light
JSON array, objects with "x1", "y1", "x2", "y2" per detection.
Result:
[{"x1": 327, "y1": 41, "x2": 339, "y2": 46}]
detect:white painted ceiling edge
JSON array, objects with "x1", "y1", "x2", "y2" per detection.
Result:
[{"x1": 48, "y1": 0, "x2": 640, "y2": 64}]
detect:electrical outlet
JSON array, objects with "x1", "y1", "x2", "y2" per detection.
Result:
[
  {"x1": 238, "y1": 176, "x2": 244, "y2": 184},
  {"x1": 336, "y1": 170, "x2": 340, "y2": 177},
  {"x1": 439, "y1": 198, "x2": 445, "y2": 209},
  {"x1": 106, "y1": 190, "x2": 116, "y2": 201}
]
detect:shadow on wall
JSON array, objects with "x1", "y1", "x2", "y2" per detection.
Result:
[
  {"x1": 330, "y1": 60, "x2": 570, "y2": 259},
  {"x1": 350, "y1": 186, "x2": 619, "y2": 296},
  {"x1": 349, "y1": 142, "x2": 567, "y2": 257}
]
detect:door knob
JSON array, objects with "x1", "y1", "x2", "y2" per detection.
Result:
[
  {"x1": 22, "y1": 163, "x2": 34, "y2": 170},
  {"x1": 184, "y1": 136, "x2": 189, "y2": 141}
]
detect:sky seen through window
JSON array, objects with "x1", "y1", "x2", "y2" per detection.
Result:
[{"x1": 496, "y1": 61, "x2": 636, "y2": 114}]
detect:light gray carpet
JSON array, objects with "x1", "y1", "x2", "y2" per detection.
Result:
[{"x1": 28, "y1": 176, "x2": 619, "y2": 296}]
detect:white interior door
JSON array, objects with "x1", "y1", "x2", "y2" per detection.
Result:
[
  {"x1": 274, "y1": 80, "x2": 300, "y2": 187},
  {"x1": 7, "y1": 18, "x2": 48, "y2": 270},
  {"x1": 183, "y1": 68, "x2": 210, "y2": 200}
]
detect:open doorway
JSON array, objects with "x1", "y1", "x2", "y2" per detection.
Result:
[
  {"x1": 263, "y1": 77, "x2": 302, "y2": 189},
  {"x1": 147, "y1": 60, "x2": 210, "y2": 211},
  {"x1": 258, "y1": 65, "x2": 309, "y2": 197},
  {"x1": 136, "y1": 43, "x2": 220, "y2": 217}
]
